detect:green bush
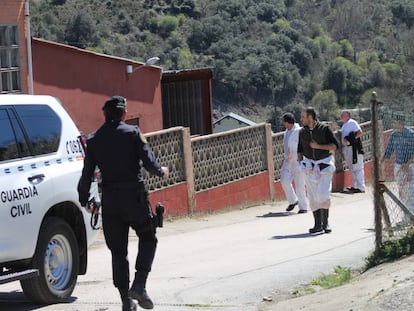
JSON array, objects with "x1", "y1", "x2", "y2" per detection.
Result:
[
  {"x1": 158, "y1": 15, "x2": 180, "y2": 38},
  {"x1": 365, "y1": 231, "x2": 414, "y2": 270}
]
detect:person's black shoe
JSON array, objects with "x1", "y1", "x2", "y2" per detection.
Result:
[
  {"x1": 345, "y1": 186, "x2": 357, "y2": 193},
  {"x1": 309, "y1": 226, "x2": 324, "y2": 234},
  {"x1": 129, "y1": 286, "x2": 154, "y2": 310},
  {"x1": 324, "y1": 224, "x2": 332, "y2": 233},
  {"x1": 351, "y1": 188, "x2": 365, "y2": 193},
  {"x1": 122, "y1": 298, "x2": 137, "y2": 311},
  {"x1": 298, "y1": 209, "x2": 307, "y2": 214},
  {"x1": 286, "y1": 201, "x2": 298, "y2": 212}
]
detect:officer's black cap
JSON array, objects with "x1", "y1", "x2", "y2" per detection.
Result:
[{"x1": 102, "y1": 95, "x2": 126, "y2": 111}]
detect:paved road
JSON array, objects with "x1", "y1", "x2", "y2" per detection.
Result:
[{"x1": 0, "y1": 191, "x2": 375, "y2": 311}]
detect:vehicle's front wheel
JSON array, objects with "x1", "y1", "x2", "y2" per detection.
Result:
[{"x1": 21, "y1": 217, "x2": 79, "y2": 303}]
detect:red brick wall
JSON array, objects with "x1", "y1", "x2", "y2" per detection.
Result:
[
  {"x1": 332, "y1": 161, "x2": 373, "y2": 191},
  {"x1": 273, "y1": 181, "x2": 286, "y2": 200},
  {"x1": 149, "y1": 183, "x2": 189, "y2": 217},
  {"x1": 195, "y1": 172, "x2": 271, "y2": 213},
  {"x1": 31, "y1": 38, "x2": 163, "y2": 134},
  {"x1": 0, "y1": 0, "x2": 29, "y2": 93},
  {"x1": 148, "y1": 162, "x2": 374, "y2": 217}
]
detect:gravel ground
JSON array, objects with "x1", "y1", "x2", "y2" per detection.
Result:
[{"x1": 259, "y1": 254, "x2": 414, "y2": 311}]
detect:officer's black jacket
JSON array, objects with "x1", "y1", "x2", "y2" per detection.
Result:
[
  {"x1": 78, "y1": 120, "x2": 163, "y2": 206},
  {"x1": 298, "y1": 121, "x2": 339, "y2": 161}
]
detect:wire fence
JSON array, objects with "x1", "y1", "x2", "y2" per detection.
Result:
[
  {"x1": 378, "y1": 107, "x2": 414, "y2": 130},
  {"x1": 373, "y1": 95, "x2": 414, "y2": 250}
]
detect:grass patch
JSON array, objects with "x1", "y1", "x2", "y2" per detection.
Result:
[
  {"x1": 311, "y1": 266, "x2": 351, "y2": 289},
  {"x1": 292, "y1": 285, "x2": 317, "y2": 297},
  {"x1": 364, "y1": 230, "x2": 414, "y2": 270}
]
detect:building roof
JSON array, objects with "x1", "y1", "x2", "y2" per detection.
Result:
[
  {"x1": 32, "y1": 37, "x2": 161, "y2": 70},
  {"x1": 162, "y1": 67, "x2": 213, "y2": 83},
  {"x1": 213, "y1": 112, "x2": 257, "y2": 126}
]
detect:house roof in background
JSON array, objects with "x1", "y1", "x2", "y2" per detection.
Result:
[{"x1": 213, "y1": 112, "x2": 256, "y2": 126}]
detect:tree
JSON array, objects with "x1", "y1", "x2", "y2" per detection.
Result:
[
  {"x1": 158, "y1": 15, "x2": 180, "y2": 38},
  {"x1": 267, "y1": 106, "x2": 284, "y2": 132},
  {"x1": 311, "y1": 89, "x2": 339, "y2": 121},
  {"x1": 325, "y1": 59, "x2": 347, "y2": 94},
  {"x1": 283, "y1": 102, "x2": 305, "y2": 124},
  {"x1": 291, "y1": 43, "x2": 313, "y2": 75},
  {"x1": 338, "y1": 39, "x2": 354, "y2": 60},
  {"x1": 256, "y1": 1, "x2": 286, "y2": 23},
  {"x1": 367, "y1": 61, "x2": 386, "y2": 88},
  {"x1": 64, "y1": 11, "x2": 98, "y2": 49},
  {"x1": 188, "y1": 16, "x2": 226, "y2": 51},
  {"x1": 391, "y1": 0, "x2": 414, "y2": 29}
]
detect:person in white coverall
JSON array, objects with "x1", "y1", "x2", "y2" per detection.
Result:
[
  {"x1": 340, "y1": 110, "x2": 365, "y2": 193},
  {"x1": 280, "y1": 113, "x2": 308, "y2": 213}
]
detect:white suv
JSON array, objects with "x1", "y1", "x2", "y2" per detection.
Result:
[{"x1": 0, "y1": 95, "x2": 101, "y2": 303}]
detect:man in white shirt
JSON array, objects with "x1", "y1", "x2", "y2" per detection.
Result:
[
  {"x1": 340, "y1": 110, "x2": 365, "y2": 193},
  {"x1": 281, "y1": 113, "x2": 308, "y2": 213}
]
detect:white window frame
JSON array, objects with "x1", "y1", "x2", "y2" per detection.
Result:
[{"x1": 0, "y1": 24, "x2": 21, "y2": 93}]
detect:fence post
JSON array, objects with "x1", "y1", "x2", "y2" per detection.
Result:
[
  {"x1": 371, "y1": 92, "x2": 383, "y2": 253},
  {"x1": 182, "y1": 127, "x2": 195, "y2": 215},
  {"x1": 265, "y1": 123, "x2": 275, "y2": 201}
]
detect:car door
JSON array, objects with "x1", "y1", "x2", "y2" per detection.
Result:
[{"x1": 0, "y1": 106, "x2": 54, "y2": 262}]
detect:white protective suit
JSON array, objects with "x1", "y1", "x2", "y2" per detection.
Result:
[
  {"x1": 341, "y1": 118, "x2": 365, "y2": 192},
  {"x1": 301, "y1": 156, "x2": 335, "y2": 212},
  {"x1": 280, "y1": 123, "x2": 308, "y2": 211}
]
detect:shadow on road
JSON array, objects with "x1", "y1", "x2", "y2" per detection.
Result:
[
  {"x1": 0, "y1": 291, "x2": 78, "y2": 311},
  {"x1": 271, "y1": 232, "x2": 323, "y2": 239},
  {"x1": 257, "y1": 212, "x2": 290, "y2": 218}
]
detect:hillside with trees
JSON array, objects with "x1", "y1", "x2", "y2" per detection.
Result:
[{"x1": 30, "y1": 0, "x2": 414, "y2": 130}]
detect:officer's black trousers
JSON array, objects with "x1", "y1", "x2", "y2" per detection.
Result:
[{"x1": 101, "y1": 189, "x2": 157, "y2": 291}]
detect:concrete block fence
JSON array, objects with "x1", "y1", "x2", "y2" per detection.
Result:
[{"x1": 146, "y1": 122, "x2": 374, "y2": 217}]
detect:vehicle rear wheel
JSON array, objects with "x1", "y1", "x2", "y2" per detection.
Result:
[{"x1": 21, "y1": 217, "x2": 79, "y2": 303}]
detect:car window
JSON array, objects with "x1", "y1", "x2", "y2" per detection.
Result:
[
  {"x1": 0, "y1": 108, "x2": 19, "y2": 161},
  {"x1": 8, "y1": 108, "x2": 30, "y2": 158},
  {"x1": 14, "y1": 105, "x2": 62, "y2": 156}
]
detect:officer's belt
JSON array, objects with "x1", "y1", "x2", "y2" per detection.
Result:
[{"x1": 102, "y1": 181, "x2": 144, "y2": 190}]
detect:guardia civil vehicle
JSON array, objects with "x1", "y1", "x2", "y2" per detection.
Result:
[{"x1": 0, "y1": 95, "x2": 101, "y2": 303}]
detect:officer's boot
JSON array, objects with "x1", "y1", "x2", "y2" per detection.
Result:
[
  {"x1": 129, "y1": 271, "x2": 154, "y2": 309},
  {"x1": 309, "y1": 209, "x2": 323, "y2": 234},
  {"x1": 119, "y1": 289, "x2": 137, "y2": 311},
  {"x1": 321, "y1": 209, "x2": 332, "y2": 233}
]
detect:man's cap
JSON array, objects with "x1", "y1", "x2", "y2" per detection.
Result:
[{"x1": 102, "y1": 95, "x2": 126, "y2": 111}]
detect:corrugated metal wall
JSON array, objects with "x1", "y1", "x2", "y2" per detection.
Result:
[{"x1": 162, "y1": 80, "x2": 205, "y2": 135}]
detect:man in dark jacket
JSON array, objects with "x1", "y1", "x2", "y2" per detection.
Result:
[
  {"x1": 78, "y1": 96, "x2": 169, "y2": 311},
  {"x1": 298, "y1": 107, "x2": 339, "y2": 234}
]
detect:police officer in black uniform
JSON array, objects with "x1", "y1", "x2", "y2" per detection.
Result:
[{"x1": 78, "y1": 96, "x2": 169, "y2": 311}]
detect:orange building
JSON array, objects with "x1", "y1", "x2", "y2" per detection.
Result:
[
  {"x1": 31, "y1": 38, "x2": 163, "y2": 134},
  {"x1": 1, "y1": 0, "x2": 163, "y2": 135},
  {"x1": 1, "y1": 0, "x2": 214, "y2": 136}
]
